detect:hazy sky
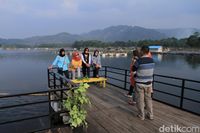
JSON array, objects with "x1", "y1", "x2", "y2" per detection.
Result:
[{"x1": 0, "y1": 0, "x2": 200, "y2": 38}]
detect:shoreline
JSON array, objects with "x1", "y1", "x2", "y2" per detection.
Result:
[
  {"x1": 151, "y1": 51, "x2": 200, "y2": 55},
  {"x1": 0, "y1": 47, "x2": 200, "y2": 56}
]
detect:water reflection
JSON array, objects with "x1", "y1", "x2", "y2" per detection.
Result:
[
  {"x1": 152, "y1": 54, "x2": 200, "y2": 70},
  {"x1": 0, "y1": 50, "x2": 200, "y2": 94},
  {"x1": 152, "y1": 54, "x2": 163, "y2": 62},
  {"x1": 185, "y1": 55, "x2": 200, "y2": 69},
  {"x1": 1, "y1": 49, "x2": 199, "y2": 71}
]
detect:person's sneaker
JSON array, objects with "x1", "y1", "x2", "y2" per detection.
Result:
[
  {"x1": 125, "y1": 93, "x2": 132, "y2": 98},
  {"x1": 137, "y1": 114, "x2": 145, "y2": 120},
  {"x1": 132, "y1": 100, "x2": 136, "y2": 104},
  {"x1": 146, "y1": 115, "x2": 154, "y2": 120}
]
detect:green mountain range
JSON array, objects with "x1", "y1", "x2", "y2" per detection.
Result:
[{"x1": 0, "y1": 25, "x2": 199, "y2": 45}]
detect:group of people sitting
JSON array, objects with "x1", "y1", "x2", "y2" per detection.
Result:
[{"x1": 49, "y1": 48, "x2": 101, "y2": 79}]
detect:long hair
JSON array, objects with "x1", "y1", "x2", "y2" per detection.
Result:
[
  {"x1": 59, "y1": 48, "x2": 65, "y2": 57},
  {"x1": 93, "y1": 50, "x2": 99, "y2": 57},
  {"x1": 83, "y1": 48, "x2": 89, "y2": 54},
  {"x1": 133, "y1": 49, "x2": 140, "y2": 58}
]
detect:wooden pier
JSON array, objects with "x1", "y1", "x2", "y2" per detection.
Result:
[
  {"x1": 1, "y1": 67, "x2": 199, "y2": 133},
  {"x1": 38, "y1": 84, "x2": 200, "y2": 133}
]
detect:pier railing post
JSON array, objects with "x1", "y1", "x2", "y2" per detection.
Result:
[
  {"x1": 60, "y1": 80, "x2": 64, "y2": 110},
  {"x1": 47, "y1": 69, "x2": 50, "y2": 88},
  {"x1": 152, "y1": 74, "x2": 155, "y2": 98},
  {"x1": 124, "y1": 70, "x2": 127, "y2": 90},
  {"x1": 180, "y1": 79, "x2": 185, "y2": 109},
  {"x1": 105, "y1": 66, "x2": 107, "y2": 78},
  {"x1": 53, "y1": 73, "x2": 56, "y2": 89},
  {"x1": 48, "y1": 90, "x2": 52, "y2": 129}
]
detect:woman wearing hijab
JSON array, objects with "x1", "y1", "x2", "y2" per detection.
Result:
[
  {"x1": 81, "y1": 48, "x2": 91, "y2": 77},
  {"x1": 49, "y1": 48, "x2": 70, "y2": 78},
  {"x1": 92, "y1": 50, "x2": 101, "y2": 78},
  {"x1": 71, "y1": 51, "x2": 82, "y2": 79}
]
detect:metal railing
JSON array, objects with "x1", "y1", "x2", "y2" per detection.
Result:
[
  {"x1": 0, "y1": 65, "x2": 199, "y2": 132},
  {"x1": 0, "y1": 68, "x2": 77, "y2": 133},
  {"x1": 101, "y1": 66, "x2": 200, "y2": 115}
]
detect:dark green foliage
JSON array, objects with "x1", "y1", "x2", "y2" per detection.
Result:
[
  {"x1": 71, "y1": 38, "x2": 188, "y2": 48},
  {"x1": 186, "y1": 32, "x2": 200, "y2": 48},
  {"x1": 36, "y1": 43, "x2": 72, "y2": 48},
  {"x1": 1, "y1": 32, "x2": 199, "y2": 48}
]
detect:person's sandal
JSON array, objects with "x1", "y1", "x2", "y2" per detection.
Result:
[
  {"x1": 137, "y1": 114, "x2": 145, "y2": 120},
  {"x1": 128, "y1": 100, "x2": 136, "y2": 105}
]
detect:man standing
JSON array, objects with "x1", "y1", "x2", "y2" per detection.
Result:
[{"x1": 132, "y1": 46, "x2": 155, "y2": 120}]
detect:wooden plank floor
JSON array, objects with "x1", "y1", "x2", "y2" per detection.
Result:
[{"x1": 39, "y1": 84, "x2": 200, "y2": 133}]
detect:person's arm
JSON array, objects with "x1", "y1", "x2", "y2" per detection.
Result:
[
  {"x1": 81, "y1": 54, "x2": 86, "y2": 64},
  {"x1": 89, "y1": 54, "x2": 91, "y2": 64},
  {"x1": 49, "y1": 56, "x2": 58, "y2": 69},
  {"x1": 132, "y1": 59, "x2": 139, "y2": 72},
  {"x1": 69, "y1": 60, "x2": 75, "y2": 71},
  {"x1": 53, "y1": 56, "x2": 59, "y2": 65},
  {"x1": 65, "y1": 56, "x2": 70, "y2": 65},
  {"x1": 131, "y1": 57, "x2": 135, "y2": 65},
  {"x1": 92, "y1": 56, "x2": 95, "y2": 65},
  {"x1": 52, "y1": 56, "x2": 59, "y2": 66},
  {"x1": 98, "y1": 56, "x2": 101, "y2": 67}
]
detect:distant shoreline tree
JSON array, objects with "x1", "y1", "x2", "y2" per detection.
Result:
[
  {"x1": 1, "y1": 34, "x2": 200, "y2": 49},
  {"x1": 186, "y1": 32, "x2": 200, "y2": 48},
  {"x1": 71, "y1": 38, "x2": 188, "y2": 48}
]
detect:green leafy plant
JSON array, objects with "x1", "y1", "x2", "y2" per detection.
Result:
[
  {"x1": 63, "y1": 83, "x2": 91, "y2": 128},
  {"x1": 77, "y1": 77, "x2": 84, "y2": 81},
  {"x1": 85, "y1": 76, "x2": 90, "y2": 80},
  {"x1": 76, "y1": 77, "x2": 90, "y2": 81}
]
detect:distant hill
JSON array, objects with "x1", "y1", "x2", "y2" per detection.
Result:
[
  {"x1": 0, "y1": 25, "x2": 200, "y2": 46},
  {"x1": 0, "y1": 33, "x2": 82, "y2": 46},
  {"x1": 81, "y1": 25, "x2": 166, "y2": 41},
  {"x1": 156, "y1": 28, "x2": 200, "y2": 39},
  {"x1": 23, "y1": 32, "x2": 82, "y2": 45}
]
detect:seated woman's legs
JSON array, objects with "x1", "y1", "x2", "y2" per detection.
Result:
[
  {"x1": 77, "y1": 67, "x2": 81, "y2": 78},
  {"x1": 72, "y1": 70, "x2": 76, "y2": 80},
  {"x1": 86, "y1": 67, "x2": 90, "y2": 77}
]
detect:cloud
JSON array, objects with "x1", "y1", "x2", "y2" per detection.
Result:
[
  {"x1": 62, "y1": 0, "x2": 78, "y2": 14},
  {"x1": 0, "y1": 0, "x2": 200, "y2": 38},
  {"x1": 0, "y1": 0, "x2": 29, "y2": 14},
  {"x1": 0, "y1": 0, "x2": 79, "y2": 18}
]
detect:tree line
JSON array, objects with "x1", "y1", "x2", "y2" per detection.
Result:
[
  {"x1": 0, "y1": 32, "x2": 199, "y2": 48},
  {"x1": 72, "y1": 32, "x2": 200, "y2": 48}
]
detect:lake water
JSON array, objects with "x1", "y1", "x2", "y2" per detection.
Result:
[
  {"x1": 0, "y1": 49, "x2": 200, "y2": 94},
  {"x1": 0, "y1": 49, "x2": 199, "y2": 132}
]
